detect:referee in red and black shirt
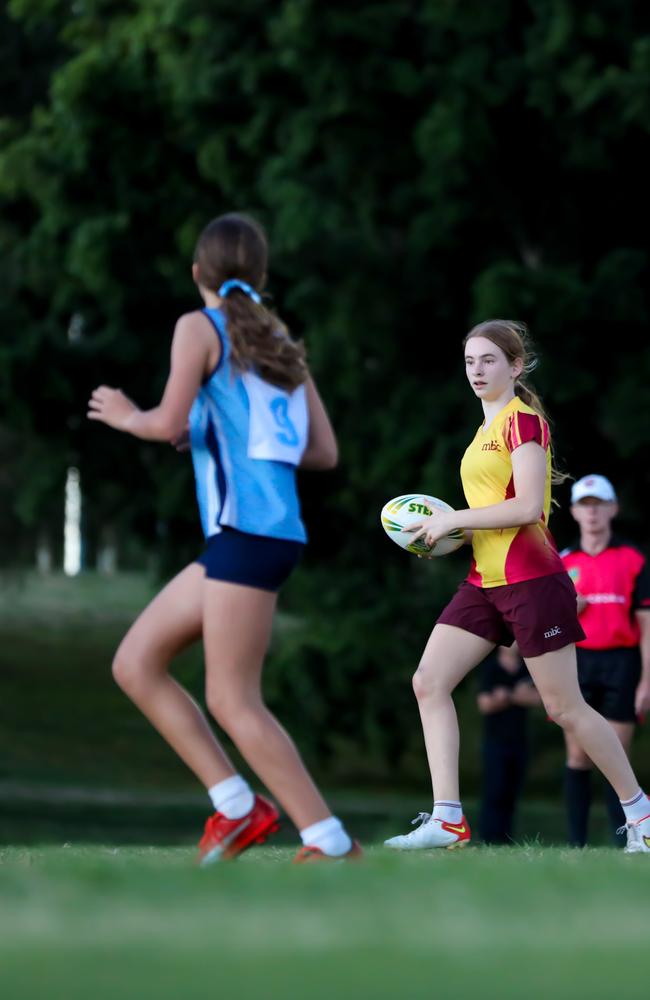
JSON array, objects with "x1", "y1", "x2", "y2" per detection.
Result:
[{"x1": 560, "y1": 474, "x2": 650, "y2": 846}]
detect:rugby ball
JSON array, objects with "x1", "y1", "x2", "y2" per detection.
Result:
[{"x1": 380, "y1": 494, "x2": 465, "y2": 557}]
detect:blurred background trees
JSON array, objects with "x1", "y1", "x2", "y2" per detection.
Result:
[{"x1": 1, "y1": 0, "x2": 649, "y2": 789}]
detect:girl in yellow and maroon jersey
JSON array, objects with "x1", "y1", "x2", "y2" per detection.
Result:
[{"x1": 384, "y1": 321, "x2": 650, "y2": 854}]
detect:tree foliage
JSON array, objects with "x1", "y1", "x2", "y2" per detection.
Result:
[{"x1": 1, "y1": 0, "x2": 649, "y2": 781}]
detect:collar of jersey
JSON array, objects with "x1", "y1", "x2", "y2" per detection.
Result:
[
  {"x1": 479, "y1": 394, "x2": 519, "y2": 437},
  {"x1": 572, "y1": 533, "x2": 624, "y2": 556}
]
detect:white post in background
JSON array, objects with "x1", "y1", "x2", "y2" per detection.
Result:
[{"x1": 64, "y1": 466, "x2": 82, "y2": 576}]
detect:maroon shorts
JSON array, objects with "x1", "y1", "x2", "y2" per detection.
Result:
[{"x1": 436, "y1": 572, "x2": 586, "y2": 658}]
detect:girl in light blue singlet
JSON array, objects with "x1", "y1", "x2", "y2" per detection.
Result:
[
  {"x1": 88, "y1": 213, "x2": 360, "y2": 863},
  {"x1": 188, "y1": 302, "x2": 308, "y2": 545}
]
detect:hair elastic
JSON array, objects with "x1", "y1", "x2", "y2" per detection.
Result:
[{"x1": 217, "y1": 279, "x2": 262, "y2": 304}]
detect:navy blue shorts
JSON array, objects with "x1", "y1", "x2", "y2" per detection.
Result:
[{"x1": 196, "y1": 527, "x2": 304, "y2": 592}]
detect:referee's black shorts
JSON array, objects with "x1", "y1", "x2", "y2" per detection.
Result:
[{"x1": 576, "y1": 647, "x2": 641, "y2": 723}]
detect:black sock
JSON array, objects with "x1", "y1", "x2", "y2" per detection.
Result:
[
  {"x1": 565, "y1": 767, "x2": 592, "y2": 847},
  {"x1": 604, "y1": 781, "x2": 626, "y2": 844}
]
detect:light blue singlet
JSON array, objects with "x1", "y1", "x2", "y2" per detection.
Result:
[{"x1": 188, "y1": 308, "x2": 308, "y2": 543}]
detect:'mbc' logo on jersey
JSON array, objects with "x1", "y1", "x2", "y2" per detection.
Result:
[{"x1": 481, "y1": 440, "x2": 501, "y2": 452}]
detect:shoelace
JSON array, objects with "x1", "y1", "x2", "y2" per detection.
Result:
[
  {"x1": 616, "y1": 820, "x2": 645, "y2": 837},
  {"x1": 410, "y1": 812, "x2": 432, "y2": 828}
]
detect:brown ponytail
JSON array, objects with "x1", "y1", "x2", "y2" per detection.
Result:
[
  {"x1": 220, "y1": 292, "x2": 307, "y2": 392},
  {"x1": 193, "y1": 213, "x2": 307, "y2": 392}
]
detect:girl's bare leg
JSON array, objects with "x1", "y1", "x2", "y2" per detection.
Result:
[
  {"x1": 564, "y1": 720, "x2": 634, "y2": 769},
  {"x1": 112, "y1": 564, "x2": 235, "y2": 788},
  {"x1": 609, "y1": 720, "x2": 635, "y2": 756},
  {"x1": 526, "y1": 645, "x2": 639, "y2": 800},
  {"x1": 412, "y1": 624, "x2": 495, "y2": 803},
  {"x1": 202, "y1": 579, "x2": 331, "y2": 831}
]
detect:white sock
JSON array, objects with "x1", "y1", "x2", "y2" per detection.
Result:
[
  {"x1": 620, "y1": 790, "x2": 650, "y2": 825},
  {"x1": 433, "y1": 801, "x2": 463, "y2": 824},
  {"x1": 299, "y1": 816, "x2": 352, "y2": 857},
  {"x1": 208, "y1": 775, "x2": 255, "y2": 819}
]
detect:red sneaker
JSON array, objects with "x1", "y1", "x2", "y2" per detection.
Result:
[
  {"x1": 198, "y1": 794, "x2": 280, "y2": 865},
  {"x1": 293, "y1": 839, "x2": 364, "y2": 863}
]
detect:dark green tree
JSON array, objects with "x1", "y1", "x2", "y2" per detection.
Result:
[{"x1": 1, "y1": 0, "x2": 648, "y2": 781}]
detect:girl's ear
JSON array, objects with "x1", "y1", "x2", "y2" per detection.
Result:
[
  {"x1": 512, "y1": 357, "x2": 524, "y2": 379},
  {"x1": 191, "y1": 262, "x2": 200, "y2": 285}
]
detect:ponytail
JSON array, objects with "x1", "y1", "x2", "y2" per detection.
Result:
[
  {"x1": 193, "y1": 214, "x2": 307, "y2": 392},
  {"x1": 219, "y1": 288, "x2": 307, "y2": 392}
]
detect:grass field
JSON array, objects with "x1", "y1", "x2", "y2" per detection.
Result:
[
  {"x1": 0, "y1": 570, "x2": 642, "y2": 851},
  {"x1": 3, "y1": 571, "x2": 648, "y2": 810},
  {"x1": 2, "y1": 573, "x2": 650, "y2": 997},
  {"x1": 1, "y1": 844, "x2": 649, "y2": 1000}
]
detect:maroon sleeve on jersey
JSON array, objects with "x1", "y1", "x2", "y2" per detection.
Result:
[{"x1": 504, "y1": 411, "x2": 549, "y2": 454}]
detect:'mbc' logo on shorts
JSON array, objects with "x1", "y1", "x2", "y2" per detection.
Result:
[{"x1": 544, "y1": 625, "x2": 562, "y2": 639}]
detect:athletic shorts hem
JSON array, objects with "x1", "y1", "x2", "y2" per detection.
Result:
[
  {"x1": 437, "y1": 573, "x2": 586, "y2": 659},
  {"x1": 196, "y1": 527, "x2": 303, "y2": 592}
]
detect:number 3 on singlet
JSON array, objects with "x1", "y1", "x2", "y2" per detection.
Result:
[
  {"x1": 270, "y1": 397, "x2": 300, "y2": 446},
  {"x1": 242, "y1": 372, "x2": 308, "y2": 465}
]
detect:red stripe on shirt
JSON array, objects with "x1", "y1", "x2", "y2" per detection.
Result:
[{"x1": 508, "y1": 412, "x2": 544, "y2": 452}]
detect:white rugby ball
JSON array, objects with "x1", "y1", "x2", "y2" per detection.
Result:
[{"x1": 380, "y1": 494, "x2": 465, "y2": 557}]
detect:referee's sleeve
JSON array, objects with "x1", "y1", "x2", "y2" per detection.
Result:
[{"x1": 632, "y1": 553, "x2": 650, "y2": 611}]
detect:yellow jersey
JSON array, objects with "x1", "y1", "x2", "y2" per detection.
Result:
[{"x1": 460, "y1": 396, "x2": 564, "y2": 588}]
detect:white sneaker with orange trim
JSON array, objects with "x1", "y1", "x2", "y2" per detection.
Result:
[
  {"x1": 384, "y1": 812, "x2": 471, "y2": 850},
  {"x1": 620, "y1": 812, "x2": 650, "y2": 854}
]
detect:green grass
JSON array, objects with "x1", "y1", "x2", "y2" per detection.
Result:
[
  {"x1": 0, "y1": 571, "x2": 306, "y2": 791},
  {"x1": 1, "y1": 844, "x2": 649, "y2": 999},
  {"x1": 0, "y1": 571, "x2": 204, "y2": 789},
  {"x1": 0, "y1": 570, "x2": 643, "y2": 847},
  {"x1": 2, "y1": 573, "x2": 649, "y2": 997}
]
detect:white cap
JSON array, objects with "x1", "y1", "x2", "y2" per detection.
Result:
[{"x1": 571, "y1": 474, "x2": 617, "y2": 504}]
